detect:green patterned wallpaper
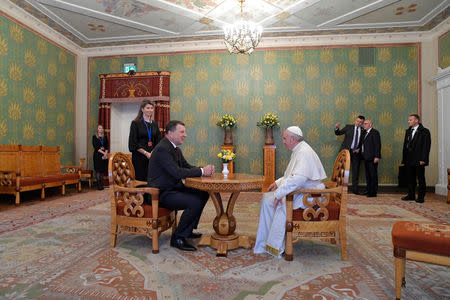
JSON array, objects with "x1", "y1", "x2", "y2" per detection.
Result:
[
  {"x1": 439, "y1": 32, "x2": 450, "y2": 69},
  {"x1": 89, "y1": 45, "x2": 418, "y2": 184},
  {"x1": 0, "y1": 14, "x2": 76, "y2": 165}
]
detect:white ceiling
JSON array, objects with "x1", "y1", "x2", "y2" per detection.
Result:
[{"x1": 7, "y1": 0, "x2": 450, "y2": 47}]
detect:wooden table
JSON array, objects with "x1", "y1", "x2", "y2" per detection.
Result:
[{"x1": 185, "y1": 173, "x2": 263, "y2": 256}]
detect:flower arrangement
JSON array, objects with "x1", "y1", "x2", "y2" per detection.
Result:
[
  {"x1": 216, "y1": 113, "x2": 237, "y2": 128},
  {"x1": 257, "y1": 113, "x2": 280, "y2": 128},
  {"x1": 217, "y1": 149, "x2": 236, "y2": 163}
]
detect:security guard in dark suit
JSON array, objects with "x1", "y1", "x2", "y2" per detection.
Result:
[
  {"x1": 401, "y1": 114, "x2": 431, "y2": 203},
  {"x1": 335, "y1": 115, "x2": 365, "y2": 194},
  {"x1": 357, "y1": 120, "x2": 382, "y2": 197}
]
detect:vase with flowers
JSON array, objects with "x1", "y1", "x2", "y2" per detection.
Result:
[
  {"x1": 216, "y1": 114, "x2": 237, "y2": 145},
  {"x1": 217, "y1": 149, "x2": 236, "y2": 178},
  {"x1": 257, "y1": 113, "x2": 280, "y2": 145}
]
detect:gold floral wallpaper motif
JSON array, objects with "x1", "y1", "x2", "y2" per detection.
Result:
[
  {"x1": 89, "y1": 46, "x2": 419, "y2": 184},
  {"x1": 0, "y1": 15, "x2": 76, "y2": 164}
]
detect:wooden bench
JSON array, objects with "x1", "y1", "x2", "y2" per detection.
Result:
[
  {"x1": 0, "y1": 145, "x2": 81, "y2": 205},
  {"x1": 392, "y1": 221, "x2": 450, "y2": 299}
]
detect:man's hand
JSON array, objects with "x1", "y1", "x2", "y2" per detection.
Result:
[
  {"x1": 267, "y1": 182, "x2": 277, "y2": 192},
  {"x1": 335, "y1": 123, "x2": 340, "y2": 128},
  {"x1": 419, "y1": 161, "x2": 425, "y2": 165},
  {"x1": 374, "y1": 157, "x2": 379, "y2": 164},
  {"x1": 202, "y1": 165, "x2": 215, "y2": 176},
  {"x1": 354, "y1": 148, "x2": 360, "y2": 153}
]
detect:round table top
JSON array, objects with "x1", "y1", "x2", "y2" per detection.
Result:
[{"x1": 185, "y1": 173, "x2": 264, "y2": 192}]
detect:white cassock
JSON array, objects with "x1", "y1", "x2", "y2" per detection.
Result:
[{"x1": 254, "y1": 141, "x2": 327, "y2": 258}]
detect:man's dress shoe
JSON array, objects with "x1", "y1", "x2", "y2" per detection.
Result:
[
  {"x1": 415, "y1": 198, "x2": 424, "y2": 203},
  {"x1": 401, "y1": 195, "x2": 415, "y2": 201},
  {"x1": 170, "y1": 237, "x2": 196, "y2": 251},
  {"x1": 367, "y1": 194, "x2": 377, "y2": 198},
  {"x1": 188, "y1": 232, "x2": 202, "y2": 239},
  {"x1": 360, "y1": 191, "x2": 368, "y2": 195}
]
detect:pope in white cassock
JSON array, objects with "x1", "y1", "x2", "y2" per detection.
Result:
[{"x1": 254, "y1": 126, "x2": 327, "y2": 258}]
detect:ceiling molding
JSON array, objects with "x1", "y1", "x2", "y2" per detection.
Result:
[
  {"x1": 2, "y1": 0, "x2": 449, "y2": 58},
  {"x1": 1, "y1": 0, "x2": 81, "y2": 53}
]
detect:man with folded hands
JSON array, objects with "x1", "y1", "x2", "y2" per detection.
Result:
[
  {"x1": 254, "y1": 126, "x2": 327, "y2": 258},
  {"x1": 147, "y1": 120, "x2": 215, "y2": 251}
]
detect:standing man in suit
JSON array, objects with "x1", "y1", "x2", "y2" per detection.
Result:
[
  {"x1": 334, "y1": 115, "x2": 365, "y2": 194},
  {"x1": 147, "y1": 120, "x2": 215, "y2": 251},
  {"x1": 401, "y1": 114, "x2": 431, "y2": 203},
  {"x1": 358, "y1": 120, "x2": 381, "y2": 197}
]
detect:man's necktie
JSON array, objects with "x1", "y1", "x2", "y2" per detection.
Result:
[
  {"x1": 352, "y1": 127, "x2": 359, "y2": 151},
  {"x1": 175, "y1": 147, "x2": 181, "y2": 166},
  {"x1": 407, "y1": 130, "x2": 413, "y2": 149}
]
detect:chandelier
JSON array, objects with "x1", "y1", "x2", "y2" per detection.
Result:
[{"x1": 224, "y1": 0, "x2": 262, "y2": 54}]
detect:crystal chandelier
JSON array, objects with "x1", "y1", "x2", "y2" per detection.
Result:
[{"x1": 224, "y1": 0, "x2": 262, "y2": 54}]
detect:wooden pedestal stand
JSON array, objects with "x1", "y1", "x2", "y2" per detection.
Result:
[
  {"x1": 221, "y1": 145, "x2": 235, "y2": 173},
  {"x1": 263, "y1": 145, "x2": 276, "y2": 192}
]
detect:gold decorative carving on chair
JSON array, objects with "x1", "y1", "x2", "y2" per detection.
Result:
[
  {"x1": 285, "y1": 149, "x2": 350, "y2": 261},
  {"x1": 108, "y1": 152, "x2": 176, "y2": 253},
  {"x1": 0, "y1": 171, "x2": 14, "y2": 186}
]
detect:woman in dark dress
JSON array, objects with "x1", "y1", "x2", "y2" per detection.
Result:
[
  {"x1": 92, "y1": 124, "x2": 109, "y2": 190},
  {"x1": 128, "y1": 100, "x2": 162, "y2": 181}
]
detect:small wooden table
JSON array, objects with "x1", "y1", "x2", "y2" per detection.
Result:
[{"x1": 185, "y1": 173, "x2": 263, "y2": 256}]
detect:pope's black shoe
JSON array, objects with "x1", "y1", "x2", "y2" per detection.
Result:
[
  {"x1": 188, "y1": 232, "x2": 202, "y2": 239},
  {"x1": 415, "y1": 198, "x2": 424, "y2": 203},
  {"x1": 170, "y1": 237, "x2": 196, "y2": 251}
]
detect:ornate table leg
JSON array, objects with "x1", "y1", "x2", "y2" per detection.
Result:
[{"x1": 198, "y1": 191, "x2": 251, "y2": 256}]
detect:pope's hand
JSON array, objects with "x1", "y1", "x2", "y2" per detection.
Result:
[
  {"x1": 273, "y1": 198, "x2": 283, "y2": 210},
  {"x1": 267, "y1": 182, "x2": 277, "y2": 192}
]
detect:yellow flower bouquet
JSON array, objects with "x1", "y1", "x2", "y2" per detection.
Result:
[
  {"x1": 257, "y1": 113, "x2": 280, "y2": 128},
  {"x1": 217, "y1": 149, "x2": 236, "y2": 163},
  {"x1": 216, "y1": 113, "x2": 237, "y2": 129}
]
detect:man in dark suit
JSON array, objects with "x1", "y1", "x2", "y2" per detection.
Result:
[
  {"x1": 358, "y1": 120, "x2": 381, "y2": 197},
  {"x1": 147, "y1": 120, "x2": 215, "y2": 251},
  {"x1": 401, "y1": 114, "x2": 431, "y2": 203},
  {"x1": 334, "y1": 115, "x2": 365, "y2": 194}
]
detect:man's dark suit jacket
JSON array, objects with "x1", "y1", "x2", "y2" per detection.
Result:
[
  {"x1": 402, "y1": 123, "x2": 431, "y2": 167},
  {"x1": 359, "y1": 128, "x2": 382, "y2": 161},
  {"x1": 147, "y1": 137, "x2": 202, "y2": 191},
  {"x1": 335, "y1": 125, "x2": 364, "y2": 151}
]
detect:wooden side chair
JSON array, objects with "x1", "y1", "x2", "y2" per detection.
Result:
[
  {"x1": 108, "y1": 152, "x2": 177, "y2": 253},
  {"x1": 285, "y1": 149, "x2": 350, "y2": 261},
  {"x1": 79, "y1": 158, "x2": 93, "y2": 188}
]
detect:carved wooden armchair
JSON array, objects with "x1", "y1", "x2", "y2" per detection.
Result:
[
  {"x1": 285, "y1": 149, "x2": 350, "y2": 261},
  {"x1": 108, "y1": 152, "x2": 177, "y2": 253}
]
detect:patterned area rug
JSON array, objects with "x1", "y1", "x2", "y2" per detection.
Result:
[{"x1": 0, "y1": 190, "x2": 448, "y2": 299}]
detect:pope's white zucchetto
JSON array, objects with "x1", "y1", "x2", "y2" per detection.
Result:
[{"x1": 286, "y1": 126, "x2": 303, "y2": 137}]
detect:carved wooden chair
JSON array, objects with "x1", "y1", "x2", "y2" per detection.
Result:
[
  {"x1": 108, "y1": 152, "x2": 177, "y2": 253},
  {"x1": 285, "y1": 149, "x2": 350, "y2": 261},
  {"x1": 79, "y1": 158, "x2": 93, "y2": 188}
]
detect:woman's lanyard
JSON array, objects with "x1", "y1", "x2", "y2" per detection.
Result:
[
  {"x1": 99, "y1": 137, "x2": 104, "y2": 147},
  {"x1": 143, "y1": 118, "x2": 152, "y2": 147}
]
